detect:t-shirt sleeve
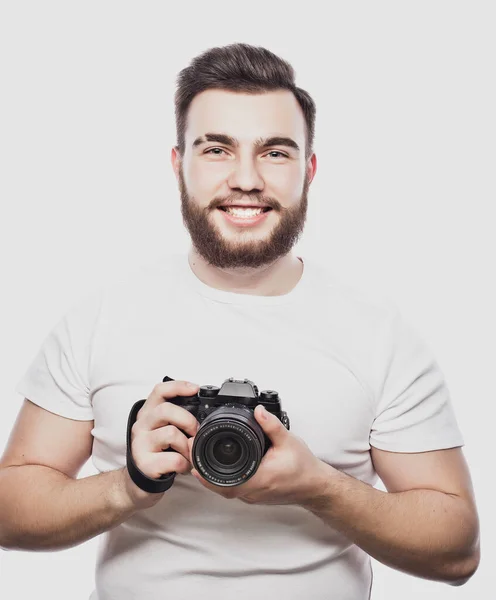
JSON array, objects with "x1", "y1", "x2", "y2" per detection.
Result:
[
  {"x1": 370, "y1": 309, "x2": 465, "y2": 452},
  {"x1": 14, "y1": 289, "x2": 104, "y2": 421}
]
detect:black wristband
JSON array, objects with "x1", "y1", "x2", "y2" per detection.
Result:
[{"x1": 125, "y1": 399, "x2": 176, "y2": 494}]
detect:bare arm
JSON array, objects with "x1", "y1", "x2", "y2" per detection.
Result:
[
  {"x1": 0, "y1": 399, "x2": 139, "y2": 551},
  {"x1": 300, "y1": 447, "x2": 480, "y2": 586},
  {"x1": 0, "y1": 463, "x2": 135, "y2": 551},
  {"x1": 0, "y1": 381, "x2": 201, "y2": 551}
]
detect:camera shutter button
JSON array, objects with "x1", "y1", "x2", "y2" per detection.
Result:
[
  {"x1": 260, "y1": 390, "x2": 278, "y2": 400},
  {"x1": 200, "y1": 385, "x2": 219, "y2": 398}
]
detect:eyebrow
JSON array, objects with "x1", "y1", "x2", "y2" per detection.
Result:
[{"x1": 192, "y1": 133, "x2": 300, "y2": 153}]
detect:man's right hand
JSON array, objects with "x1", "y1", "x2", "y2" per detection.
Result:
[{"x1": 119, "y1": 379, "x2": 200, "y2": 510}]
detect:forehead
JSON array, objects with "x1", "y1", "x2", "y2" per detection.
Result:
[{"x1": 185, "y1": 88, "x2": 306, "y2": 142}]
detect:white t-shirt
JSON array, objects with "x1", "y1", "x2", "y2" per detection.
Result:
[{"x1": 15, "y1": 251, "x2": 464, "y2": 600}]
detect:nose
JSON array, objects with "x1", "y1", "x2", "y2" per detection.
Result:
[{"x1": 227, "y1": 154, "x2": 265, "y2": 192}]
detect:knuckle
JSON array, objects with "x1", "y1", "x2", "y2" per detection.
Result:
[
  {"x1": 170, "y1": 453, "x2": 187, "y2": 472},
  {"x1": 158, "y1": 401, "x2": 172, "y2": 417},
  {"x1": 145, "y1": 387, "x2": 158, "y2": 404},
  {"x1": 150, "y1": 382, "x2": 169, "y2": 401},
  {"x1": 131, "y1": 435, "x2": 146, "y2": 457},
  {"x1": 135, "y1": 455, "x2": 152, "y2": 476},
  {"x1": 163, "y1": 424, "x2": 179, "y2": 443},
  {"x1": 152, "y1": 383, "x2": 162, "y2": 395},
  {"x1": 131, "y1": 421, "x2": 144, "y2": 442}
]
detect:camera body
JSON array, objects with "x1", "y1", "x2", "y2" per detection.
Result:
[{"x1": 164, "y1": 376, "x2": 290, "y2": 487}]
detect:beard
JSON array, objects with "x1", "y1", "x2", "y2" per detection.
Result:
[{"x1": 178, "y1": 165, "x2": 310, "y2": 269}]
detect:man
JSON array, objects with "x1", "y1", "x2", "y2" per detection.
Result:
[{"x1": 0, "y1": 43, "x2": 480, "y2": 599}]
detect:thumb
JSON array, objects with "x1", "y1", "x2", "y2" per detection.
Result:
[{"x1": 255, "y1": 405, "x2": 287, "y2": 445}]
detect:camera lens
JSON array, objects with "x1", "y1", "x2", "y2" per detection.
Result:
[
  {"x1": 212, "y1": 437, "x2": 243, "y2": 466},
  {"x1": 192, "y1": 405, "x2": 265, "y2": 486},
  {"x1": 204, "y1": 431, "x2": 249, "y2": 474}
]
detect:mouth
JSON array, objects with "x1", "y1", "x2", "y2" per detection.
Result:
[
  {"x1": 216, "y1": 205, "x2": 273, "y2": 227},
  {"x1": 217, "y1": 206, "x2": 273, "y2": 213}
]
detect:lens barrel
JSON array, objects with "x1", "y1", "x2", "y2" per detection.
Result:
[{"x1": 192, "y1": 405, "x2": 265, "y2": 486}]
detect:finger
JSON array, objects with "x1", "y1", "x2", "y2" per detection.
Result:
[
  {"x1": 131, "y1": 424, "x2": 195, "y2": 479},
  {"x1": 191, "y1": 469, "x2": 213, "y2": 488},
  {"x1": 138, "y1": 449, "x2": 193, "y2": 479},
  {"x1": 138, "y1": 380, "x2": 200, "y2": 416},
  {"x1": 254, "y1": 405, "x2": 287, "y2": 446},
  {"x1": 145, "y1": 425, "x2": 191, "y2": 461},
  {"x1": 135, "y1": 401, "x2": 200, "y2": 438},
  {"x1": 187, "y1": 436, "x2": 195, "y2": 462}
]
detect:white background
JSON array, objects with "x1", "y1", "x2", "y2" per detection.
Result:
[{"x1": 0, "y1": 1, "x2": 494, "y2": 598}]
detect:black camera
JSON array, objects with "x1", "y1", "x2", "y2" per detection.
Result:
[{"x1": 126, "y1": 376, "x2": 290, "y2": 494}]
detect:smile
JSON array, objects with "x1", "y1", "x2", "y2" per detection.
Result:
[{"x1": 216, "y1": 206, "x2": 272, "y2": 227}]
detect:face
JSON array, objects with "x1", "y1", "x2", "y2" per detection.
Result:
[{"x1": 172, "y1": 89, "x2": 316, "y2": 269}]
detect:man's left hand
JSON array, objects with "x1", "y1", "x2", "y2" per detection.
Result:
[{"x1": 187, "y1": 405, "x2": 332, "y2": 506}]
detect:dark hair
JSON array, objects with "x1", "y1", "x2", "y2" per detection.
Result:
[{"x1": 174, "y1": 43, "x2": 316, "y2": 161}]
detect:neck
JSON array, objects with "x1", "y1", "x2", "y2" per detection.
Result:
[{"x1": 187, "y1": 247, "x2": 304, "y2": 297}]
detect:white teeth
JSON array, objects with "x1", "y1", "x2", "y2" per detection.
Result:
[{"x1": 224, "y1": 207, "x2": 265, "y2": 217}]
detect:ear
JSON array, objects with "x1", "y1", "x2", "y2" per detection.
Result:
[{"x1": 171, "y1": 146, "x2": 181, "y2": 182}]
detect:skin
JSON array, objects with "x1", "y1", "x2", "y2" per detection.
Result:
[{"x1": 171, "y1": 88, "x2": 317, "y2": 296}]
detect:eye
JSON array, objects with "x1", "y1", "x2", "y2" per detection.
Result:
[
  {"x1": 204, "y1": 148, "x2": 227, "y2": 156},
  {"x1": 267, "y1": 151, "x2": 287, "y2": 158}
]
